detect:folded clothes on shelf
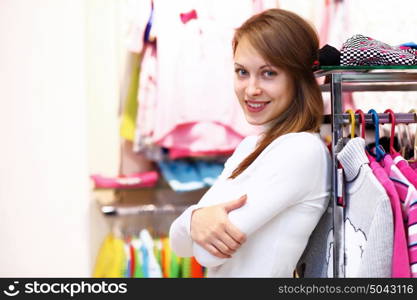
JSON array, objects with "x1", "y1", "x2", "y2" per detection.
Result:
[
  {"x1": 90, "y1": 171, "x2": 159, "y2": 189},
  {"x1": 341, "y1": 34, "x2": 417, "y2": 66},
  {"x1": 157, "y1": 159, "x2": 224, "y2": 192}
]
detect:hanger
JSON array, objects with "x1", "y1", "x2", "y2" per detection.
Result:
[
  {"x1": 368, "y1": 109, "x2": 386, "y2": 161},
  {"x1": 345, "y1": 109, "x2": 356, "y2": 138},
  {"x1": 355, "y1": 109, "x2": 366, "y2": 139},
  {"x1": 384, "y1": 109, "x2": 397, "y2": 154}
]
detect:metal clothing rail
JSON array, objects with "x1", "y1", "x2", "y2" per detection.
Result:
[
  {"x1": 323, "y1": 113, "x2": 417, "y2": 125},
  {"x1": 316, "y1": 68, "x2": 417, "y2": 278},
  {"x1": 101, "y1": 204, "x2": 189, "y2": 216}
]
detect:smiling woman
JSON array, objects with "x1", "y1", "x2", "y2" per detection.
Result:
[
  {"x1": 233, "y1": 36, "x2": 294, "y2": 126},
  {"x1": 169, "y1": 8, "x2": 331, "y2": 277}
]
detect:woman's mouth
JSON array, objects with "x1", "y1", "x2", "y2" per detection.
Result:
[{"x1": 245, "y1": 100, "x2": 270, "y2": 113}]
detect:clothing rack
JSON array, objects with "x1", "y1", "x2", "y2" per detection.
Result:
[
  {"x1": 316, "y1": 67, "x2": 417, "y2": 278},
  {"x1": 102, "y1": 204, "x2": 188, "y2": 216},
  {"x1": 323, "y1": 113, "x2": 417, "y2": 125}
]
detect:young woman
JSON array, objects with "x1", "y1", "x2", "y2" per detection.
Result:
[{"x1": 169, "y1": 8, "x2": 331, "y2": 277}]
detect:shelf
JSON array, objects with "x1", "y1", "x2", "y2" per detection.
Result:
[
  {"x1": 320, "y1": 83, "x2": 417, "y2": 92},
  {"x1": 319, "y1": 65, "x2": 417, "y2": 71},
  {"x1": 93, "y1": 187, "x2": 207, "y2": 216},
  {"x1": 317, "y1": 68, "x2": 417, "y2": 92}
]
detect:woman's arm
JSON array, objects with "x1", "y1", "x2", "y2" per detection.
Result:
[
  {"x1": 193, "y1": 134, "x2": 329, "y2": 267},
  {"x1": 169, "y1": 195, "x2": 247, "y2": 258},
  {"x1": 169, "y1": 136, "x2": 255, "y2": 258}
]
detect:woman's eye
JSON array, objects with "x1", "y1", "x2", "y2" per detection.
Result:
[
  {"x1": 235, "y1": 68, "x2": 248, "y2": 76},
  {"x1": 263, "y1": 70, "x2": 277, "y2": 77}
]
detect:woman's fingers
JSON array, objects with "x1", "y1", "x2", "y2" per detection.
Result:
[
  {"x1": 217, "y1": 230, "x2": 241, "y2": 252},
  {"x1": 225, "y1": 222, "x2": 247, "y2": 245},
  {"x1": 205, "y1": 243, "x2": 231, "y2": 259}
]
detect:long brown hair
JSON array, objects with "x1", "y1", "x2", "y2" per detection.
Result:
[{"x1": 229, "y1": 8, "x2": 323, "y2": 179}]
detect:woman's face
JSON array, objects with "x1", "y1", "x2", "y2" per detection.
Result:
[{"x1": 233, "y1": 37, "x2": 294, "y2": 126}]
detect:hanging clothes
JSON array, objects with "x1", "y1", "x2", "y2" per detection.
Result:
[
  {"x1": 367, "y1": 153, "x2": 411, "y2": 277},
  {"x1": 149, "y1": 0, "x2": 260, "y2": 155},
  {"x1": 93, "y1": 234, "x2": 126, "y2": 278},
  {"x1": 380, "y1": 153, "x2": 417, "y2": 277},
  {"x1": 337, "y1": 138, "x2": 393, "y2": 277},
  {"x1": 93, "y1": 233, "x2": 204, "y2": 278}
]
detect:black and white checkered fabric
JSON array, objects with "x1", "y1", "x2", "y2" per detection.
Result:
[{"x1": 341, "y1": 34, "x2": 417, "y2": 66}]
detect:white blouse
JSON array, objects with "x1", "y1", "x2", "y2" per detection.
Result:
[{"x1": 169, "y1": 132, "x2": 331, "y2": 277}]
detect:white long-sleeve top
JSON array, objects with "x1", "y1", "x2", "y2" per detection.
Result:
[{"x1": 169, "y1": 132, "x2": 331, "y2": 277}]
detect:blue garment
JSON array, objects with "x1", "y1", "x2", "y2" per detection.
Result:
[
  {"x1": 400, "y1": 42, "x2": 417, "y2": 49},
  {"x1": 140, "y1": 244, "x2": 149, "y2": 278},
  {"x1": 158, "y1": 160, "x2": 205, "y2": 192},
  {"x1": 195, "y1": 161, "x2": 224, "y2": 186}
]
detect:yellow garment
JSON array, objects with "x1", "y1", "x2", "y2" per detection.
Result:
[
  {"x1": 161, "y1": 237, "x2": 171, "y2": 278},
  {"x1": 120, "y1": 53, "x2": 141, "y2": 141},
  {"x1": 93, "y1": 234, "x2": 126, "y2": 278}
]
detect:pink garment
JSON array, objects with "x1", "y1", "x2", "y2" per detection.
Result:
[
  {"x1": 392, "y1": 152, "x2": 417, "y2": 187},
  {"x1": 392, "y1": 152, "x2": 417, "y2": 277},
  {"x1": 367, "y1": 153, "x2": 411, "y2": 277},
  {"x1": 151, "y1": 0, "x2": 260, "y2": 153},
  {"x1": 90, "y1": 171, "x2": 159, "y2": 189},
  {"x1": 380, "y1": 154, "x2": 417, "y2": 277},
  {"x1": 169, "y1": 147, "x2": 234, "y2": 160},
  {"x1": 409, "y1": 160, "x2": 417, "y2": 170}
]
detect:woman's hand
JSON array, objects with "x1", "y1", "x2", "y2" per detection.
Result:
[{"x1": 190, "y1": 195, "x2": 247, "y2": 258}]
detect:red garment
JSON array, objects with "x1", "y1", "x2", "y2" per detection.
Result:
[
  {"x1": 129, "y1": 243, "x2": 136, "y2": 277},
  {"x1": 190, "y1": 257, "x2": 204, "y2": 278}
]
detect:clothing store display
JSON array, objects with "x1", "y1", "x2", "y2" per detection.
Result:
[
  {"x1": 150, "y1": 0, "x2": 259, "y2": 154},
  {"x1": 97, "y1": 1, "x2": 417, "y2": 280},
  {"x1": 140, "y1": 229, "x2": 163, "y2": 277},
  {"x1": 392, "y1": 153, "x2": 417, "y2": 276},
  {"x1": 93, "y1": 233, "x2": 203, "y2": 278},
  {"x1": 381, "y1": 154, "x2": 417, "y2": 277},
  {"x1": 90, "y1": 171, "x2": 159, "y2": 189},
  {"x1": 93, "y1": 235, "x2": 126, "y2": 278},
  {"x1": 341, "y1": 34, "x2": 417, "y2": 66},
  {"x1": 195, "y1": 160, "x2": 224, "y2": 186},
  {"x1": 298, "y1": 138, "x2": 395, "y2": 278},
  {"x1": 337, "y1": 138, "x2": 393, "y2": 277},
  {"x1": 367, "y1": 154, "x2": 411, "y2": 277},
  {"x1": 157, "y1": 159, "x2": 224, "y2": 192},
  {"x1": 170, "y1": 132, "x2": 331, "y2": 277},
  {"x1": 157, "y1": 160, "x2": 206, "y2": 192}
]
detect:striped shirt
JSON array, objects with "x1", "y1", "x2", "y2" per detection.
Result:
[{"x1": 382, "y1": 154, "x2": 417, "y2": 277}]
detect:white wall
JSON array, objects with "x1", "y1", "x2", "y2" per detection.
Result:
[{"x1": 0, "y1": 0, "x2": 91, "y2": 276}]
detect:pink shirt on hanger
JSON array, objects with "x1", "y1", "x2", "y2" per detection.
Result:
[
  {"x1": 380, "y1": 154, "x2": 417, "y2": 277},
  {"x1": 367, "y1": 154, "x2": 411, "y2": 278},
  {"x1": 391, "y1": 152, "x2": 417, "y2": 277}
]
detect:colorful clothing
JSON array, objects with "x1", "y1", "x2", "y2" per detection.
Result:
[
  {"x1": 391, "y1": 153, "x2": 417, "y2": 277},
  {"x1": 380, "y1": 154, "x2": 417, "y2": 277},
  {"x1": 368, "y1": 154, "x2": 411, "y2": 277}
]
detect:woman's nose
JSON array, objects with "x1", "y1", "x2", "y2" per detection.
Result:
[{"x1": 245, "y1": 78, "x2": 262, "y2": 97}]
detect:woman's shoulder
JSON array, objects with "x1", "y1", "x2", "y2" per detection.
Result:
[
  {"x1": 269, "y1": 132, "x2": 326, "y2": 153},
  {"x1": 234, "y1": 135, "x2": 259, "y2": 155}
]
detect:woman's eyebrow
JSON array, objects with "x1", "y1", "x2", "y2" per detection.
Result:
[{"x1": 259, "y1": 64, "x2": 274, "y2": 69}]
